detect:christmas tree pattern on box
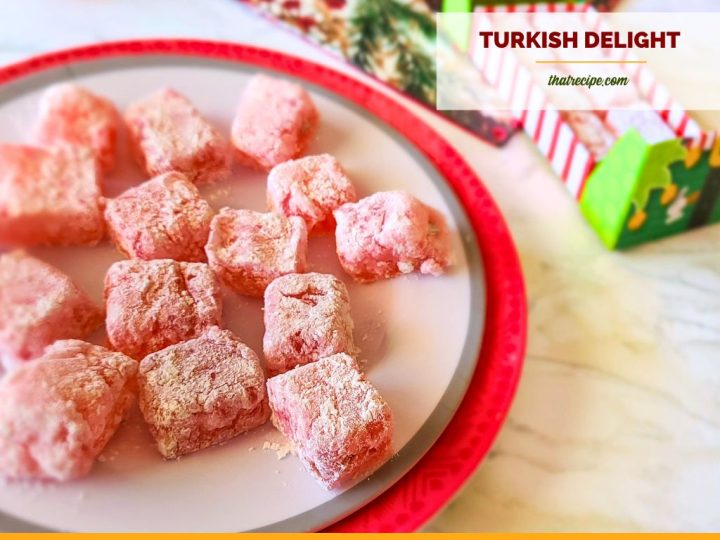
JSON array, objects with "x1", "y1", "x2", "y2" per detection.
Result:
[{"x1": 603, "y1": 136, "x2": 720, "y2": 249}]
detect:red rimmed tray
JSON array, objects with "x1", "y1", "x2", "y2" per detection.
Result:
[{"x1": 0, "y1": 40, "x2": 526, "y2": 532}]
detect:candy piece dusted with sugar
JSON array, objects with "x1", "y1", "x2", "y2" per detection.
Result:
[
  {"x1": 267, "y1": 154, "x2": 357, "y2": 234},
  {"x1": 0, "y1": 340, "x2": 136, "y2": 481},
  {"x1": 263, "y1": 273, "x2": 357, "y2": 376},
  {"x1": 139, "y1": 326, "x2": 269, "y2": 459},
  {"x1": 333, "y1": 191, "x2": 451, "y2": 283},
  {"x1": 125, "y1": 88, "x2": 231, "y2": 184},
  {"x1": 105, "y1": 259, "x2": 222, "y2": 360},
  {"x1": 267, "y1": 354, "x2": 393, "y2": 489},
  {"x1": 231, "y1": 74, "x2": 319, "y2": 170},
  {"x1": 34, "y1": 84, "x2": 120, "y2": 173},
  {"x1": 0, "y1": 251, "x2": 103, "y2": 371},
  {"x1": 205, "y1": 208, "x2": 308, "y2": 297},
  {"x1": 0, "y1": 145, "x2": 105, "y2": 247},
  {"x1": 105, "y1": 172, "x2": 214, "y2": 262}
]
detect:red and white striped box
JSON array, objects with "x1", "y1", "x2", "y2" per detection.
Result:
[{"x1": 468, "y1": 2, "x2": 713, "y2": 200}]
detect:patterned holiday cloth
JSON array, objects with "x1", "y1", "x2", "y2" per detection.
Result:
[{"x1": 239, "y1": 0, "x2": 519, "y2": 146}]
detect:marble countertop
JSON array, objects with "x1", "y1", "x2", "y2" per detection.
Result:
[{"x1": 0, "y1": 0, "x2": 718, "y2": 532}]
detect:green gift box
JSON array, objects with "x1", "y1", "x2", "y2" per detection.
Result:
[{"x1": 442, "y1": 0, "x2": 720, "y2": 249}]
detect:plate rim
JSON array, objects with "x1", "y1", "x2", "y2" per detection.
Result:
[{"x1": 0, "y1": 40, "x2": 527, "y2": 533}]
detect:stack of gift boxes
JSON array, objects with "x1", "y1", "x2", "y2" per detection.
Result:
[{"x1": 444, "y1": 1, "x2": 720, "y2": 249}]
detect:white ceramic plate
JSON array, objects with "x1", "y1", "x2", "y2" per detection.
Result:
[{"x1": 0, "y1": 45, "x2": 487, "y2": 532}]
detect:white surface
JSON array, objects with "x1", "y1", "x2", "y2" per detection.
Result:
[
  {"x1": 0, "y1": 62, "x2": 473, "y2": 531},
  {"x1": 0, "y1": 0, "x2": 719, "y2": 532}
]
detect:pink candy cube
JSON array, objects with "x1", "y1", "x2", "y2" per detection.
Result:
[
  {"x1": 267, "y1": 154, "x2": 357, "y2": 234},
  {"x1": 139, "y1": 326, "x2": 269, "y2": 459},
  {"x1": 205, "y1": 208, "x2": 308, "y2": 297},
  {"x1": 333, "y1": 191, "x2": 452, "y2": 283},
  {"x1": 263, "y1": 273, "x2": 357, "y2": 376},
  {"x1": 105, "y1": 259, "x2": 222, "y2": 360},
  {"x1": 125, "y1": 88, "x2": 231, "y2": 184},
  {"x1": 104, "y1": 172, "x2": 214, "y2": 262},
  {"x1": 0, "y1": 251, "x2": 104, "y2": 371},
  {"x1": 0, "y1": 145, "x2": 105, "y2": 247},
  {"x1": 34, "y1": 84, "x2": 120, "y2": 174},
  {"x1": 0, "y1": 340, "x2": 136, "y2": 481},
  {"x1": 267, "y1": 354, "x2": 393, "y2": 489},
  {"x1": 231, "y1": 74, "x2": 319, "y2": 170}
]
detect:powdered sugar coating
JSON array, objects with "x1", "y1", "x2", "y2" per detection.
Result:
[
  {"x1": 267, "y1": 354, "x2": 393, "y2": 489},
  {"x1": 205, "y1": 208, "x2": 308, "y2": 297},
  {"x1": 104, "y1": 259, "x2": 222, "y2": 360},
  {"x1": 0, "y1": 251, "x2": 104, "y2": 371},
  {"x1": 139, "y1": 326, "x2": 269, "y2": 459},
  {"x1": 104, "y1": 171, "x2": 214, "y2": 262},
  {"x1": 34, "y1": 84, "x2": 120, "y2": 174},
  {"x1": 0, "y1": 340, "x2": 136, "y2": 481},
  {"x1": 267, "y1": 154, "x2": 357, "y2": 234},
  {"x1": 333, "y1": 191, "x2": 452, "y2": 282},
  {"x1": 231, "y1": 74, "x2": 319, "y2": 170},
  {"x1": 0, "y1": 145, "x2": 105, "y2": 247},
  {"x1": 125, "y1": 88, "x2": 231, "y2": 184},
  {"x1": 263, "y1": 273, "x2": 357, "y2": 376}
]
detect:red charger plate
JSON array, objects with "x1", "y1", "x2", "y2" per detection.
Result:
[{"x1": 0, "y1": 40, "x2": 526, "y2": 532}]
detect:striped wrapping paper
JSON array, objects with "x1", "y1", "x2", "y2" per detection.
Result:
[
  {"x1": 446, "y1": 0, "x2": 620, "y2": 10},
  {"x1": 463, "y1": 2, "x2": 720, "y2": 249},
  {"x1": 469, "y1": 1, "x2": 712, "y2": 200}
]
